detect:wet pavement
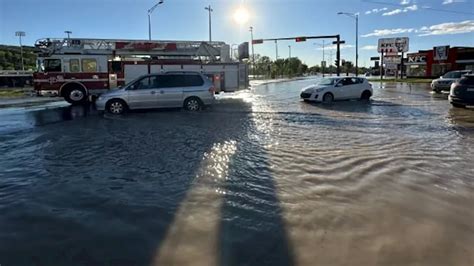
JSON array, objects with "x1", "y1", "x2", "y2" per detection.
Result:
[{"x1": 0, "y1": 77, "x2": 473, "y2": 266}]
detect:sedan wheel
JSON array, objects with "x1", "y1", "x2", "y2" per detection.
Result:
[{"x1": 323, "y1": 93, "x2": 334, "y2": 104}]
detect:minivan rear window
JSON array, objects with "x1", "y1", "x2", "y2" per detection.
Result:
[{"x1": 156, "y1": 74, "x2": 204, "y2": 88}]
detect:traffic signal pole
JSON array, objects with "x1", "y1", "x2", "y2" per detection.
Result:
[{"x1": 252, "y1": 34, "x2": 344, "y2": 76}]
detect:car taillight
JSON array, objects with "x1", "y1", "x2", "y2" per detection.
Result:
[{"x1": 209, "y1": 86, "x2": 216, "y2": 94}]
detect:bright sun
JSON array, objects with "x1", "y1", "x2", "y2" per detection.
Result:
[{"x1": 233, "y1": 7, "x2": 249, "y2": 24}]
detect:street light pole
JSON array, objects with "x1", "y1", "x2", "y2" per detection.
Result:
[
  {"x1": 205, "y1": 5, "x2": 213, "y2": 42},
  {"x1": 148, "y1": 0, "x2": 164, "y2": 41},
  {"x1": 15, "y1": 31, "x2": 25, "y2": 71},
  {"x1": 288, "y1": 45, "x2": 291, "y2": 59},
  {"x1": 65, "y1": 31, "x2": 72, "y2": 39},
  {"x1": 337, "y1": 12, "x2": 359, "y2": 76}
]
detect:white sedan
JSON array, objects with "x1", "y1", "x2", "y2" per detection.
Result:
[{"x1": 300, "y1": 77, "x2": 373, "y2": 103}]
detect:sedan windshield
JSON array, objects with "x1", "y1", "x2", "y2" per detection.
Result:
[{"x1": 318, "y1": 78, "x2": 337, "y2": 86}]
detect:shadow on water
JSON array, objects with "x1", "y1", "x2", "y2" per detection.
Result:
[
  {"x1": 217, "y1": 102, "x2": 294, "y2": 266},
  {"x1": 0, "y1": 99, "x2": 294, "y2": 266}
]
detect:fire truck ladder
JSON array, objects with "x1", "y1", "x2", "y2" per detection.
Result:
[{"x1": 35, "y1": 38, "x2": 228, "y2": 61}]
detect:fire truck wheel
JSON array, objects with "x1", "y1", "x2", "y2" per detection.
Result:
[
  {"x1": 184, "y1": 97, "x2": 203, "y2": 111},
  {"x1": 64, "y1": 85, "x2": 88, "y2": 105},
  {"x1": 107, "y1": 99, "x2": 127, "y2": 115}
]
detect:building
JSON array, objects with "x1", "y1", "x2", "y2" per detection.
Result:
[{"x1": 406, "y1": 46, "x2": 474, "y2": 78}]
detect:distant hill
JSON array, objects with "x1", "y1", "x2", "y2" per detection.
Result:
[{"x1": 0, "y1": 45, "x2": 37, "y2": 71}]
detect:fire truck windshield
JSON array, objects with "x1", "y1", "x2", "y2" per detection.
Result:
[{"x1": 43, "y1": 59, "x2": 62, "y2": 72}]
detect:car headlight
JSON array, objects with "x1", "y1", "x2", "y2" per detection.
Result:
[
  {"x1": 98, "y1": 96, "x2": 104, "y2": 101},
  {"x1": 315, "y1": 88, "x2": 325, "y2": 92}
]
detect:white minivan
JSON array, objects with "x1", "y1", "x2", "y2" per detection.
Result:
[
  {"x1": 300, "y1": 77, "x2": 373, "y2": 103},
  {"x1": 96, "y1": 72, "x2": 215, "y2": 114}
]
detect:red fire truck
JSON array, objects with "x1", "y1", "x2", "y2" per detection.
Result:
[{"x1": 33, "y1": 38, "x2": 249, "y2": 104}]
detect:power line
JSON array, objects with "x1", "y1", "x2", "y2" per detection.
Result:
[{"x1": 361, "y1": 0, "x2": 474, "y2": 16}]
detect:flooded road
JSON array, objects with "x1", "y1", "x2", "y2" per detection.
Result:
[{"x1": 1, "y1": 78, "x2": 473, "y2": 266}]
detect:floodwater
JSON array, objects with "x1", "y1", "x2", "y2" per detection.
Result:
[{"x1": 0, "y1": 78, "x2": 473, "y2": 266}]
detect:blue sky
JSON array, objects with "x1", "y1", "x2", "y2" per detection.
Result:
[{"x1": 1, "y1": 0, "x2": 473, "y2": 66}]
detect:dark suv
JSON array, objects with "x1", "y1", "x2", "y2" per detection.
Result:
[{"x1": 449, "y1": 74, "x2": 474, "y2": 108}]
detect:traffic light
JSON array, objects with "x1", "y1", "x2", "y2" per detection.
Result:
[
  {"x1": 252, "y1": 39, "x2": 264, "y2": 45},
  {"x1": 295, "y1": 37, "x2": 307, "y2": 42},
  {"x1": 342, "y1": 59, "x2": 346, "y2": 66},
  {"x1": 334, "y1": 59, "x2": 340, "y2": 66}
]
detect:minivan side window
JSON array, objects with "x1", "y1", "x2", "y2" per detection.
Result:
[
  {"x1": 184, "y1": 75, "x2": 204, "y2": 87},
  {"x1": 131, "y1": 77, "x2": 152, "y2": 90}
]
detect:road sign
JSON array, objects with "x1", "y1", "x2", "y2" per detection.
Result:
[
  {"x1": 384, "y1": 55, "x2": 401, "y2": 64},
  {"x1": 332, "y1": 40, "x2": 346, "y2": 45},
  {"x1": 370, "y1": 56, "x2": 380, "y2": 61},
  {"x1": 378, "y1": 37, "x2": 409, "y2": 53},
  {"x1": 321, "y1": 61, "x2": 327, "y2": 67},
  {"x1": 252, "y1": 39, "x2": 263, "y2": 45}
]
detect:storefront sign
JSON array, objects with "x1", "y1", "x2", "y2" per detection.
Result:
[
  {"x1": 407, "y1": 54, "x2": 427, "y2": 64},
  {"x1": 378, "y1": 37, "x2": 409, "y2": 53},
  {"x1": 434, "y1": 46, "x2": 449, "y2": 61}
]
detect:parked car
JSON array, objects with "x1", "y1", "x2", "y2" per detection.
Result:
[
  {"x1": 431, "y1": 70, "x2": 472, "y2": 93},
  {"x1": 449, "y1": 74, "x2": 474, "y2": 108},
  {"x1": 96, "y1": 72, "x2": 215, "y2": 114},
  {"x1": 300, "y1": 77, "x2": 373, "y2": 103}
]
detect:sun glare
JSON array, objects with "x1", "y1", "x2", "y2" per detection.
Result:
[{"x1": 233, "y1": 7, "x2": 249, "y2": 25}]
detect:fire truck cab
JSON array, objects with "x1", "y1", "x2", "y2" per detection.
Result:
[{"x1": 34, "y1": 38, "x2": 249, "y2": 105}]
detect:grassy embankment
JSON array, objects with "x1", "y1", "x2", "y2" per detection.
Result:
[
  {"x1": 0, "y1": 89, "x2": 29, "y2": 98},
  {"x1": 368, "y1": 78, "x2": 432, "y2": 84}
]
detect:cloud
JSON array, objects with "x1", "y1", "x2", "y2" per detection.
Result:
[
  {"x1": 317, "y1": 44, "x2": 354, "y2": 50},
  {"x1": 442, "y1": 0, "x2": 466, "y2": 4},
  {"x1": 361, "y1": 45, "x2": 378, "y2": 50},
  {"x1": 382, "y1": 5, "x2": 418, "y2": 16},
  {"x1": 361, "y1": 20, "x2": 474, "y2": 38},
  {"x1": 418, "y1": 20, "x2": 474, "y2": 36},
  {"x1": 361, "y1": 28, "x2": 415, "y2": 37},
  {"x1": 365, "y1": 7, "x2": 388, "y2": 15},
  {"x1": 400, "y1": 0, "x2": 411, "y2": 5}
]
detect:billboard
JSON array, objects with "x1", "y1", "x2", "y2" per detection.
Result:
[
  {"x1": 378, "y1": 37, "x2": 409, "y2": 53},
  {"x1": 434, "y1": 46, "x2": 449, "y2": 61}
]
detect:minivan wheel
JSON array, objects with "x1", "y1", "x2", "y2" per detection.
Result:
[
  {"x1": 184, "y1": 97, "x2": 203, "y2": 111},
  {"x1": 322, "y1": 93, "x2": 334, "y2": 104},
  {"x1": 107, "y1": 99, "x2": 127, "y2": 115}
]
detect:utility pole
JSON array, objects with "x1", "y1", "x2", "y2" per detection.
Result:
[
  {"x1": 275, "y1": 40, "x2": 279, "y2": 60},
  {"x1": 148, "y1": 0, "x2": 164, "y2": 41},
  {"x1": 15, "y1": 31, "x2": 25, "y2": 71},
  {"x1": 205, "y1": 5, "x2": 213, "y2": 42},
  {"x1": 315, "y1": 41, "x2": 326, "y2": 77},
  {"x1": 288, "y1": 45, "x2": 291, "y2": 59},
  {"x1": 249, "y1": 27, "x2": 256, "y2": 76}
]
